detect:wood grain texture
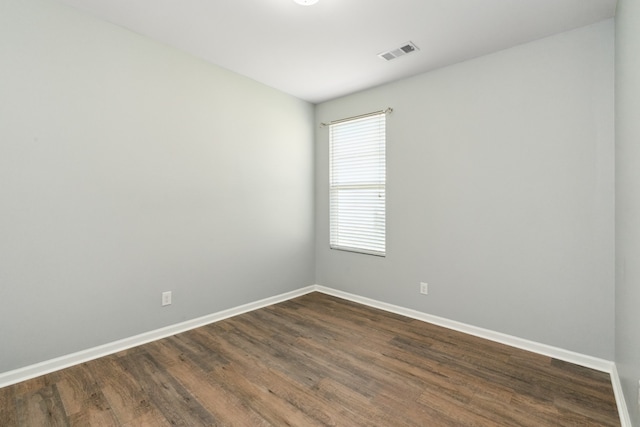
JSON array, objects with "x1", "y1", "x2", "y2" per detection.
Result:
[{"x1": 0, "y1": 292, "x2": 620, "y2": 426}]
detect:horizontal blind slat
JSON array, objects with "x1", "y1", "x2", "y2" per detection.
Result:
[{"x1": 329, "y1": 112, "x2": 386, "y2": 256}]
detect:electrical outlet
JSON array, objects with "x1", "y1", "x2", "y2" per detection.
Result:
[
  {"x1": 162, "y1": 291, "x2": 172, "y2": 306},
  {"x1": 420, "y1": 282, "x2": 428, "y2": 295}
]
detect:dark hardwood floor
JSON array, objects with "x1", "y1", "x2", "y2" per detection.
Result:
[{"x1": 0, "y1": 292, "x2": 620, "y2": 426}]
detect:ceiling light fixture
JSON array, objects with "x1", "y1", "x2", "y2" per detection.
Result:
[{"x1": 294, "y1": 0, "x2": 319, "y2": 5}]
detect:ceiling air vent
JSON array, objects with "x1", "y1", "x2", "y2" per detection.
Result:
[{"x1": 378, "y1": 41, "x2": 419, "y2": 61}]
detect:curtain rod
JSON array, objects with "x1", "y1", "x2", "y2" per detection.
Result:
[{"x1": 320, "y1": 107, "x2": 393, "y2": 127}]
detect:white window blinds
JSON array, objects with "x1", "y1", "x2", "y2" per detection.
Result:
[{"x1": 329, "y1": 112, "x2": 386, "y2": 256}]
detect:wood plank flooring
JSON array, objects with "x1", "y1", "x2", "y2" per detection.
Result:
[{"x1": 0, "y1": 292, "x2": 620, "y2": 426}]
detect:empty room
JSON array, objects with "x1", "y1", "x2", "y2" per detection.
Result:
[{"x1": 1, "y1": 0, "x2": 639, "y2": 425}]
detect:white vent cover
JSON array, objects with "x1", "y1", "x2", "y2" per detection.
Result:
[{"x1": 378, "y1": 41, "x2": 420, "y2": 61}]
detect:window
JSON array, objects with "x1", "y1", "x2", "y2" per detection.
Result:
[{"x1": 329, "y1": 112, "x2": 386, "y2": 256}]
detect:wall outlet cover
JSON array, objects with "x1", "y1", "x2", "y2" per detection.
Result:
[
  {"x1": 420, "y1": 282, "x2": 428, "y2": 295},
  {"x1": 162, "y1": 291, "x2": 172, "y2": 306}
]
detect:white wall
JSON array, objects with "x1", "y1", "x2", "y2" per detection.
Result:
[
  {"x1": 615, "y1": 0, "x2": 640, "y2": 423},
  {"x1": 0, "y1": 0, "x2": 314, "y2": 373},
  {"x1": 316, "y1": 21, "x2": 615, "y2": 359}
]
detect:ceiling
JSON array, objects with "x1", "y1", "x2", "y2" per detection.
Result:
[{"x1": 55, "y1": 0, "x2": 617, "y2": 104}]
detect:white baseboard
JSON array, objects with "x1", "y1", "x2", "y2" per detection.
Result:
[
  {"x1": 0, "y1": 285, "x2": 316, "y2": 389},
  {"x1": 314, "y1": 286, "x2": 614, "y2": 373},
  {"x1": 610, "y1": 364, "x2": 633, "y2": 427},
  {"x1": 0, "y1": 283, "x2": 630, "y2": 426}
]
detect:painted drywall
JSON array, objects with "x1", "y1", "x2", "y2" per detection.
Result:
[
  {"x1": 0, "y1": 0, "x2": 314, "y2": 373},
  {"x1": 616, "y1": 0, "x2": 640, "y2": 423},
  {"x1": 316, "y1": 21, "x2": 615, "y2": 359}
]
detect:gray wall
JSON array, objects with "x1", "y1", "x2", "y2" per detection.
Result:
[
  {"x1": 616, "y1": 0, "x2": 640, "y2": 423},
  {"x1": 0, "y1": 0, "x2": 621, "y2": 385},
  {"x1": 0, "y1": 0, "x2": 314, "y2": 373},
  {"x1": 316, "y1": 21, "x2": 615, "y2": 360}
]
